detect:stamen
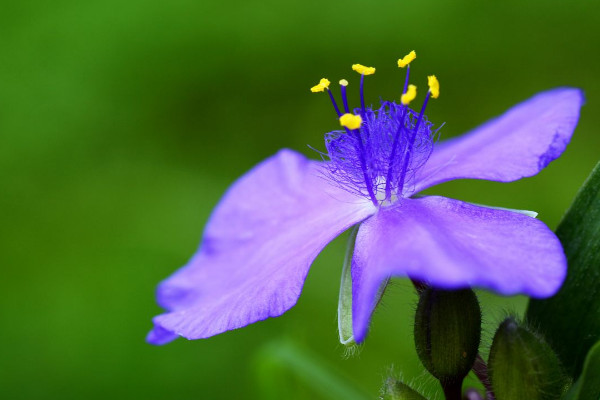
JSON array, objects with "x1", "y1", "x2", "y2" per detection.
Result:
[
  {"x1": 398, "y1": 51, "x2": 416, "y2": 95},
  {"x1": 352, "y1": 64, "x2": 375, "y2": 113},
  {"x1": 314, "y1": 55, "x2": 439, "y2": 205},
  {"x1": 397, "y1": 51, "x2": 416, "y2": 68},
  {"x1": 337, "y1": 111, "x2": 379, "y2": 206},
  {"x1": 401, "y1": 85, "x2": 417, "y2": 105},
  {"x1": 310, "y1": 78, "x2": 330, "y2": 92},
  {"x1": 414, "y1": 92, "x2": 432, "y2": 138},
  {"x1": 384, "y1": 107, "x2": 408, "y2": 201},
  {"x1": 339, "y1": 113, "x2": 362, "y2": 130},
  {"x1": 384, "y1": 52, "x2": 418, "y2": 200},
  {"x1": 327, "y1": 89, "x2": 342, "y2": 117},
  {"x1": 357, "y1": 145, "x2": 378, "y2": 206},
  {"x1": 360, "y1": 74, "x2": 366, "y2": 113},
  {"x1": 340, "y1": 79, "x2": 350, "y2": 113},
  {"x1": 353, "y1": 132, "x2": 378, "y2": 206},
  {"x1": 415, "y1": 75, "x2": 439, "y2": 131},
  {"x1": 428, "y1": 75, "x2": 440, "y2": 99},
  {"x1": 398, "y1": 76, "x2": 439, "y2": 192},
  {"x1": 351, "y1": 64, "x2": 376, "y2": 76},
  {"x1": 311, "y1": 78, "x2": 342, "y2": 116},
  {"x1": 403, "y1": 65, "x2": 411, "y2": 95}
]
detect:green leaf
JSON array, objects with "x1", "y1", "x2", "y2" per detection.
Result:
[
  {"x1": 254, "y1": 339, "x2": 369, "y2": 400},
  {"x1": 562, "y1": 340, "x2": 600, "y2": 400},
  {"x1": 527, "y1": 161, "x2": 600, "y2": 378}
]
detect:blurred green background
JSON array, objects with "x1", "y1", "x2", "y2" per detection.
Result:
[{"x1": 1, "y1": 0, "x2": 598, "y2": 398}]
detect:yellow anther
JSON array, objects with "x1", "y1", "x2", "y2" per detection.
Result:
[
  {"x1": 310, "y1": 78, "x2": 331, "y2": 93},
  {"x1": 339, "y1": 79, "x2": 348, "y2": 87},
  {"x1": 401, "y1": 84, "x2": 417, "y2": 105},
  {"x1": 397, "y1": 51, "x2": 417, "y2": 68},
  {"x1": 339, "y1": 113, "x2": 363, "y2": 130},
  {"x1": 428, "y1": 75, "x2": 439, "y2": 99},
  {"x1": 352, "y1": 64, "x2": 376, "y2": 75}
]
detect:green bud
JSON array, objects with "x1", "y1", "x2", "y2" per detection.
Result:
[
  {"x1": 381, "y1": 378, "x2": 427, "y2": 400},
  {"x1": 414, "y1": 288, "x2": 481, "y2": 384},
  {"x1": 488, "y1": 317, "x2": 569, "y2": 400}
]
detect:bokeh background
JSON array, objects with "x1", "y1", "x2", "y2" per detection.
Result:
[{"x1": 1, "y1": 0, "x2": 598, "y2": 399}]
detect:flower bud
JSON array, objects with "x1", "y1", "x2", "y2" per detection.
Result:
[
  {"x1": 488, "y1": 317, "x2": 569, "y2": 400},
  {"x1": 381, "y1": 378, "x2": 427, "y2": 400},
  {"x1": 414, "y1": 288, "x2": 481, "y2": 383}
]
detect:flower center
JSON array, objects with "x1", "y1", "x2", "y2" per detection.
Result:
[{"x1": 311, "y1": 52, "x2": 441, "y2": 206}]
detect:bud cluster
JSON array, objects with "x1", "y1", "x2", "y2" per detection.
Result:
[{"x1": 379, "y1": 286, "x2": 569, "y2": 400}]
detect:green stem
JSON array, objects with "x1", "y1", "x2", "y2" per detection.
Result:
[{"x1": 441, "y1": 379, "x2": 462, "y2": 400}]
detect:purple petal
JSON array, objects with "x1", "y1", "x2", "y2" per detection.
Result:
[
  {"x1": 414, "y1": 88, "x2": 584, "y2": 192},
  {"x1": 148, "y1": 149, "x2": 376, "y2": 344},
  {"x1": 146, "y1": 325, "x2": 179, "y2": 345},
  {"x1": 351, "y1": 196, "x2": 566, "y2": 342}
]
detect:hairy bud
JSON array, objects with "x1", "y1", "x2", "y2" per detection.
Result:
[
  {"x1": 381, "y1": 378, "x2": 427, "y2": 400},
  {"x1": 488, "y1": 317, "x2": 569, "y2": 400},
  {"x1": 414, "y1": 288, "x2": 481, "y2": 385}
]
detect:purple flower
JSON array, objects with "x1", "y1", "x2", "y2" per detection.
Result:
[{"x1": 147, "y1": 55, "x2": 583, "y2": 345}]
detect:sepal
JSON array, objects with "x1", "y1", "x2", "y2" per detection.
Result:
[{"x1": 338, "y1": 226, "x2": 358, "y2": 346}]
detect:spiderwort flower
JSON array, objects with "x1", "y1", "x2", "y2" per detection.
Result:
[{"x1": 147, "y1": 52, "x2": 584, "y2": 345}]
